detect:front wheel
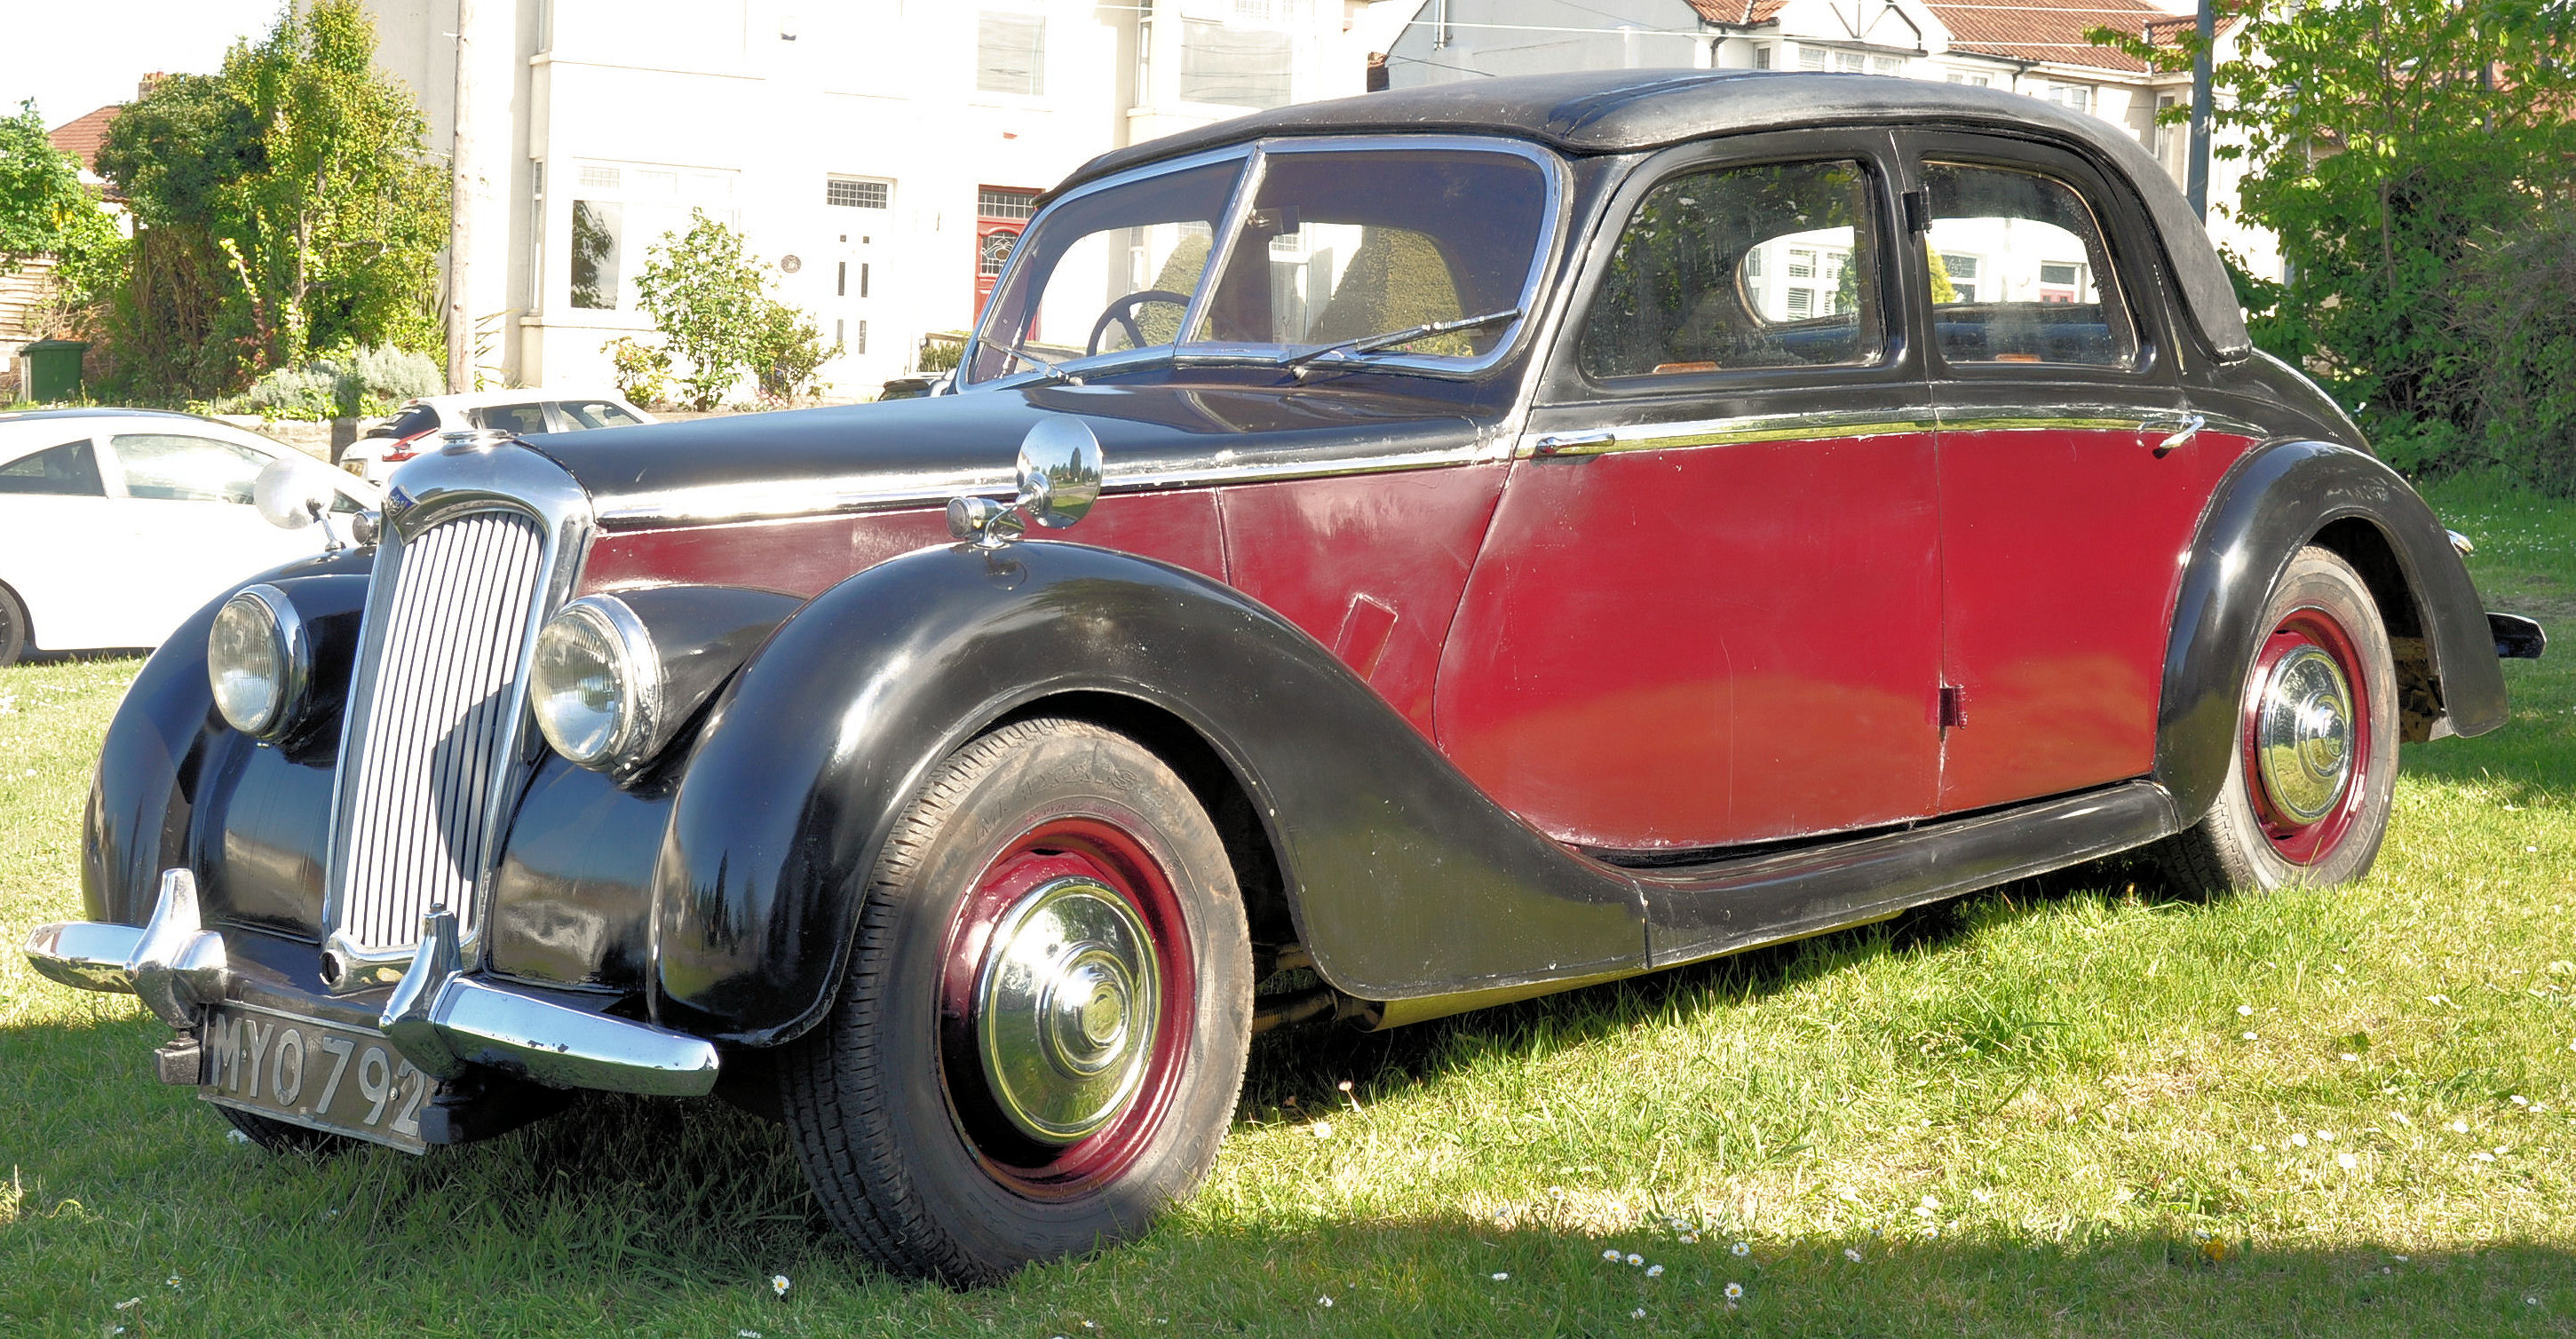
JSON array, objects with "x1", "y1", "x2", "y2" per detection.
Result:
[
  {"x1": 2154, "y1": 545, "x2": 2398, "y2": 894},
  {"x1": 780, "y1": 717, "x2": 1253, "y2": 1285}
]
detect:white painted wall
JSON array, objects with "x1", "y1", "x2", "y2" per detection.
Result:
[{"x1": 369, "y1": 0, "x2": 1373, "y2": 400}]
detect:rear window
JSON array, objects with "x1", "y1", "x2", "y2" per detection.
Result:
[
  {"x1": 553, "y1": 399, "x2": 645, "y2": 430},
  {"x1": 470, "y1": 403, "x2": 551, "y2": 436},
  {"x1": 385, "y1": 405, "x2": 440, "y2": 440},
  {"x1": 0, "y1": 439, "x2": 107, "y2": 496}
]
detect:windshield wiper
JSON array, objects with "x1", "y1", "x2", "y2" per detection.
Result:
[
  {"x1": 991, "y1": 338, "x2": 1082, "y2": 385},
  {"x1": 1277, "y1": 307, "x2": 1525, "y2": 372}
]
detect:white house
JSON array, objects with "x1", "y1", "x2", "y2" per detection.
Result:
[
  {"x1": 366, "y1": 0, "x2": 1383, "y2": 398},
  {"x1": 1381, "y1": 0, "x2": 2277, "y2": 281}
]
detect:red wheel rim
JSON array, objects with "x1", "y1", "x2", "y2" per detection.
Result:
[
  {"x1": 2239, "y1": 606, "x2": 2371, "y2": 866},
  {"x1": 936, "y1": 815, "x2": 1196, "y2": 1197}
]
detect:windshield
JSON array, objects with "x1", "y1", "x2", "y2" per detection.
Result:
[{"x1": 964, "y1": 143, "x2": 1552, "y2": 384}]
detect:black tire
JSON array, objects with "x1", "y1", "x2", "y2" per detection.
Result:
[
  {"x1": 214, "y1": 1103, "x2": 360, "y2": 1154},
  {"x1": 2154, "y1": 545, "x2": 2398, "y2": 895},
  {"x1": 779, "y1": 717, "x2": 1254, "y2": 1285},
  {"x1": 0, "y1": 582, "x2": 28, "y2": 667}
]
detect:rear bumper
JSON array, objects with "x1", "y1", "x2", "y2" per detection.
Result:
[{"x1": 24, "y1": 869, "x2": 718, "y2": 1099}]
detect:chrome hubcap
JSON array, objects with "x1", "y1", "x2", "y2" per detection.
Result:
[
  {"x1": 2255, "y1": 645, "x2": 2355, "y2": 824},
  {"x1": 973, "y1": 876, "x2": 1161, "y2": 1144}
]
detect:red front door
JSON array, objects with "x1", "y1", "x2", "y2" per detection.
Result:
[
  {"x1": 1433, "y1": 141, "x2": 1943, "y2": 852},
  {"x1": 975, "y1": 186, "x2": 1041, "y2": 324}
]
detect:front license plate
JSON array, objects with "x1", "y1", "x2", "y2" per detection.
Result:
[{"x1": 199, "y1": 1003, "x2": 431, "y2": 1153}]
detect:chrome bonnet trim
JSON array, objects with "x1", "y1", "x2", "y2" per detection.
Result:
[
  {"x1": 591, "y1": 440, "x2": 1491, "y2": 529},
  {"x1": 320, "y1": 441, "x2": 594, "y2": 991}
]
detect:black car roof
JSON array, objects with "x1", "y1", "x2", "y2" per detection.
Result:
[{"x1": 1056, "y1": 70, "x2": 2249, "y2": 360}]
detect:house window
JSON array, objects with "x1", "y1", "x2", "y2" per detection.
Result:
[
  {"x1": 1939, "y1": 252, "x2": 1979, "y2": 304},
  {"x1": 860, "y1": 262, "x2": 870, "y2": 297},
  {"x1": 2044, "y1": 83, "x2": 2093, "y2": 114},
  {"x1": 827, "y1": 178, "x2": 890, "y2": 209},
  {"x1": 978, "y1": 186, "x2": 1040, "y2": 221},
  {"x1": 1787, "y1": 249, "x2": 1816, "y2": 279},
  {"x1": 1836, "y1": 52, "x2": 1866, "y2": 73},
  {"x1": 1946, "y1": 70, "x2": 1993, "y2": 87},
  {"x1": 1797, "y1": 47, "x2": 1827, "y2": 70},
  {"x1": 837, "y1": 261, "x2": 847, "y2": 297},
  {"x1": 1181, "y1": 19, "x2": 1293, "y2": 109},
  {"x1": 977, "y1": 12, "x2": 1046, "y2": 95},
  {"x1": 1871, "y1": 55, "x2": 1902, "y2": 75},
  {"x1": 854, "y1": 319, "x2": 868, "y2": 355},
  {"x1": 1786, "y1": 287, "x2": 1812, "y2": 317},
  {"x1": 571, "y1": 200, "x2": 622, "y2": 309},
  {"x1": 1752, "y1": 44, "x2": 1771, "y2": 69},
  {"x1": 578, "y1": 164, "x2": 620, "y2": 191}
]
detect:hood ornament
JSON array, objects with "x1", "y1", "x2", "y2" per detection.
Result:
[{"x1": 948, "y1": 418, "x2": 1105, "y2": 550}]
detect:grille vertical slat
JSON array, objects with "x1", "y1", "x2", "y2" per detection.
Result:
[{"x1": 332, "y1": 510, "x2": 548, "y2": 953}]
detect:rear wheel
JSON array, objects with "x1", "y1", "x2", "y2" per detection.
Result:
[
  {"x1": 780, "y1": 717, "x2": 1253, "y2": 1285},
  {"x1": 0, "y1": 582, "x2": 28, "y2": 666},
  {"x1": 2155, "y1": 546, "x2": 2398, "y2": 894}
]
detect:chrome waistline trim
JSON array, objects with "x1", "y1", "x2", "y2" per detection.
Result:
[
  {"x1": 590, "y1": 441, "x2": 1494, "y2": 529},
  {"x1": 1933, "y1": 404, "x2": 2269, "y2": 438},
  {"x1": 1518, "y1": 408, "x2": 1941, "y2": 458},
  {"x1": 321, "y1": 443, "x2": 595, "y2": 989}
]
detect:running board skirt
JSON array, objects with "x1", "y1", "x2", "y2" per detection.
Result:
[{"x1": 1637, "y1": 780, "x2": 2180, "y2": 968}]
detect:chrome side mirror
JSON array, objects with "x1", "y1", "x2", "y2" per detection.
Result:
[
  {"x1": 251, "y1": 456, "x2": 349, "y2": 552},
  {"x1": 948, "y1": 417, "x2": 1104, "y2": 550}
]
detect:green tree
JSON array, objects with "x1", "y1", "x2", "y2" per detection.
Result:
[
  {"x1": 2096, "y1": 0, "x2": 2576, "y2": 477},
  {"x1": 0, "y1": 101, "x2": 127, "y2": 318},
  {"x1": 92, "y1": 2, "x2": 447, "y2": 398},
  {"x1": 635, "y1": 209, "x2": 836, "y2": 409}
]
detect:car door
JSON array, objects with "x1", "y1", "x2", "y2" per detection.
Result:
[
  {"x1": 1904, "y1": 133, "x2": 2207, "y2": 814},
  {"x1": 0, "y1": 434, "x2": 122, "y2": 650},
  {"x1": 101, "y1": 432, "x2": 321, "y2": 646},
  {"x1": 1437, "y1": 132, "x2": 1946, "y2": 852}
]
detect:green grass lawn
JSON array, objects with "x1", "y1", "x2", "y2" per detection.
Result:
[{"x1": 4, "y1": 473, "x2": 2572, "y2": 1337}]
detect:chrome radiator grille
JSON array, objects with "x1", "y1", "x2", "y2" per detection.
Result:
[{"x1": 330, "y1": 511, "x2": 546, "y2": 953}]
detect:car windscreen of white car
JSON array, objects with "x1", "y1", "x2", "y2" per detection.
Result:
[
  {"x1": 556, "y1": 400, "x2": 643, "y2": 429},
  {"x1": 0, "y1": 440, "x2": 106, "y2": 495},
  {"x1": 472, "y1": 403, "x2": 551, "y2": 435}
]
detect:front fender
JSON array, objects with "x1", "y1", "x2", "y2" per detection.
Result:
[
  {"x1": 650, "y1": 541, "x2": 1649, "y2": 1045},
  {"x1": 2155, "y1": 440, "x2": 2507, "y2": 822}
]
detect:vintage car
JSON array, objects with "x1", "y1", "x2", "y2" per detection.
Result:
[{"x1": 24, "y1": 70, "x2": 2548, "y2": 1283}]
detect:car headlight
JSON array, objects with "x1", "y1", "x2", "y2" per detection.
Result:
[
  {"x1": 528, "y1": 595, "x2": 661, "y2": 770},
  {"x1": 207, "y1": 584, "x2": 308, "y2": 739}
]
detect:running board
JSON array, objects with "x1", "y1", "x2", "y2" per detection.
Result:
[{"x1": 1635, "y1": 780, "x2": 2180, "y2": 968}]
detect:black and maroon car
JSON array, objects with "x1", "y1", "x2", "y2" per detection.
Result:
[{"x1": 27, "y1": 71, "x2": 2545, "y2": 1282}]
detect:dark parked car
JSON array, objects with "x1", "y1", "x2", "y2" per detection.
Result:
[{"x1": 27, "y1": 71, "x2": 2546, "y2": 1284}]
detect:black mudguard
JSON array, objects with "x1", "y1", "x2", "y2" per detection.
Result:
[
  {"x1": 2156, "y1": 440, "x2": 2508, "y2": 822},
  {"x1": 649, "y1": 540, "x2": 1650, "y2": 1045},
  {"x1": 83, "y1": 551, "x2": 375, "y2": 929}
]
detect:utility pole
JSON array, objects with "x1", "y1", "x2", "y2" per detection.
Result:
[
  {"x1": 2186, "y1": 0, "x2": 2213, "y2": 220},
  {"x1": 445, "y1": 0, "x2": 477, "y2": 392}
]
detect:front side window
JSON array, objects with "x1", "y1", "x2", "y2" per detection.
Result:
[
  {"x1": 112, "y1": 435, "x2": 270, "y2": 504},
  {"x1": 555, "y1": 399, "x2": 645, "y2": 429},
  {"x1": 1920, "y1": 162, "x2": 2136, "y2": 367},
  {"x1": 0, "y1": 439, "x2": 106, "y2": 496},
  {"x1": 966, "y1": 144, "x2": 1553, "y2": 384},
  {"x1": 1578, "y1": 158, "x2": 1883, "y2": 380},
  {"x1": 472, "y1": 403, "x2": 553, "y2": 436}
]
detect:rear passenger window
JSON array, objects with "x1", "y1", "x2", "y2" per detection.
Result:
[
  {"x1": 1920, "y1": 162, "x2": 2136, "y2": 368},
  {"x1": 0, "y1": 440, "x2": 106, "y2": 496},
  {"x1": 554, "y1": 400, "x2": 644, "y2": 429},
  {"x1": 472, "y1": 403, "x2": 551, "y2": 436},
  {"x1": 1579, "y1": 158, "x2": 1883, "y2": 380}
]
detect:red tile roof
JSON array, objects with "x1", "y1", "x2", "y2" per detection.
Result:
[
  {"x1": 1686, "y1": 0, "x2": 1787, "y2": 26},
  {"x1": 1921, "y1": 0, "x2": 2179, "y2": 73},
  {"x1": 48, "y1": 105, "x2": 122, "y2": 174}
]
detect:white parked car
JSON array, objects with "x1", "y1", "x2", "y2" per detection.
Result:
[
  {"x1": 339, "y1": 389, "x2": 657, "y2": 486},
  {"x1": 0, "y1": 408, "x2": 379, "y2": 665}
]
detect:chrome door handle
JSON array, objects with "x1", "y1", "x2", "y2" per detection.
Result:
[
  {"x1": 2151, "y1": 414, "x2": 2204, "y2": 456},
  {"x1": 1531, "y1": 431, "x2": 1615, "y2": 457}
]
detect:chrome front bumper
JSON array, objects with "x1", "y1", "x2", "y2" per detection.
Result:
[{"x1": 24, "y1": 870, "x2": 718, "y2": 1098}]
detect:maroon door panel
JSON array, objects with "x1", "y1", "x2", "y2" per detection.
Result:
[
  {"x1": 1216, "y1": 463, "x2": 1508, "y2": 735},
  {"x1": 1931, "y1": 416, "x2": 2252, "y2": 813},
  {"x1": 1435, "y1": 432, "x2": 1944, "y2": 851},
  {"x1": 580, "y1": 492, "x2": 1225, "y2": 599}
]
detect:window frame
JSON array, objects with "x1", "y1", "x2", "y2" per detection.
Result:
[
  {"x1": 1540, "y1": 127, "x2": 1918, "y2": 405},
  {"x1": 1896, "y1": 131, "x2": 2180, "y2": 388}
]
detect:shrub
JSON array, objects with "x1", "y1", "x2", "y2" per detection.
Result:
[
  {"x1": 341, "y1": 342, "x2": 440, "y2": 409},
  {"x1": 916, "y1": 337, "x2": 963, "y2": 373},
  {"x1": 2460, "y1": 214, "x2": 2576, "y2": 495},
  {"x1": 233, "y1": 342, "x2": 440, "y2": 420},
  {"x1": 753, "y1": 302, "x2": 839, "y2": 400},
  {"x1": 603, "y1": 336, "x2": 671, "y2": 408},
  {"x1": 241, "y1": 365, "x2": 339, "y2": 420}
]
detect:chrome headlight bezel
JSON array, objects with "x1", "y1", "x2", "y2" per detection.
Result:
[
  {"x1": 529, "y1": 594, "x2": 662, "y2": 771},
  {"x1": 207, "y1": 584, "x2": 309, "y2": 740}
]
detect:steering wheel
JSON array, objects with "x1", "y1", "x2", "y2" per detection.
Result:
[{"x1": 1087, "y1": 289, "x2": 1195, "y2": 356}]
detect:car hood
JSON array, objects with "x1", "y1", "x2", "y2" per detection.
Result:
[{"x1": 522, "y1": 379, "x2": 1489, "y2": 527}]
